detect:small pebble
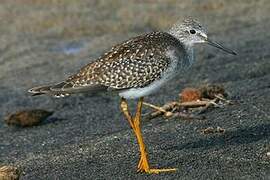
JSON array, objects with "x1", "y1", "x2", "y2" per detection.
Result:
[
  {"x1": 0, "y1": 166, "x2": 21, "y2": 180},
  {"x1": 4, "y1": 109, "x2": 54, "y2": 127}
]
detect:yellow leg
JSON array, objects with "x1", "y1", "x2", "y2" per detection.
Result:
[{"x1": 120, "y1": 97, "x2": 177, "y2": 174}]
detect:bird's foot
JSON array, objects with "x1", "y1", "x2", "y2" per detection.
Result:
[
  {"x1": 147, "y1": 168, "x2": 177, "y2": 174},
  {"x1": 137, "y1": 157, "x2": 176, "y2": 174},
  {"x1": 137, "y1": 167, "x2": 177, "y2": 174}
]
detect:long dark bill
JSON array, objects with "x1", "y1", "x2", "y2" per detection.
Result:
[{"x1": 207, "y1": 38, "x2": 237, "y2": 55}]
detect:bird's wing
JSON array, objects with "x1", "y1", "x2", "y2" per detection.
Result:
[{"x1": 35, "y1": 32, "x2": 183, "y2": 95}]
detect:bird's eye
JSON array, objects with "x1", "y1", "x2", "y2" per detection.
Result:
[{"x1": 189, "y1": 29, "x2": 196, "y2": 34}]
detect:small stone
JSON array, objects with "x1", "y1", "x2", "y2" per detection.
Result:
[
  {"x1": 0, "y1": 166, "x2": 21, "y2": 180},
  {"x1": 202, "y1": 127, "x2": 215, "y2": 134},
  {"x1": 4, "y1": 109, "x2": 53, "y2": 127},
  {"x1": 216, "y1": 126, "x2": 226, "y2": 133}
]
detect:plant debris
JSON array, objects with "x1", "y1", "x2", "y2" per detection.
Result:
[
  {"x1": 0, "y1": 166, "x2": 21, "y2": 180},
  {"x1": 179, "y1": 88, "x2": 202, "y2": 102},
  {"x1": 201, "y1": 126, "x2": 226, "y2": 134},
  {"x1": 199, "y1": 84, "x2": 227, "y2": 99},
  {"x1": 4, "y1": 109, "x2": 54, "y2": 127},
  {"x1": 143, "y1": 84, "x2": 232, "y2": 120}
]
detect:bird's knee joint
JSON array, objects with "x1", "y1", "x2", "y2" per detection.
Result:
[
  {"x1": 120, "y1": 103, "x2": 128, "y2": 111},
  {"x1": 120, "y1": 100, "x2": 129, "y2": 111}
]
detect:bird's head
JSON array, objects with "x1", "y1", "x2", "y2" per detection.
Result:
[{"x1": 169, "y1": 18, "x2": 236, "y2": 55}]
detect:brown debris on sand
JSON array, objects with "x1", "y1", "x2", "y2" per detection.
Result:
[
  {"x1": 199, "y1": 84, "x2": 228, "y2": 100},
  {"x1": 0, "y1": 166, "x2": 21, "y2": 180},
  {"x1": 201, "y1": 126, "x2": 226, "y2": 134},
  {"x1": 180, "y1": 88, "x2": 202, "y2": 102},
  {"x1": 144, "y1": 84, "x2": 232, "y2": 120},
  {"x1": 4, "y1": 109, "x2": 53, "y2": 127}
]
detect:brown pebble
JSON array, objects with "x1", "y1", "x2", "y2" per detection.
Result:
[
  {"x1": 179, "y1": 88, "x2": 202, "y2": 102},
  {"x1": 0, "y1": 166, "x2": 21, "y2": 180},
  {"x1": 199, "y1": 84, "x2": 227, "y2": 99},
  {"x1": 4, "y1": 109, "x2": 53, "y2": 127},
  {"x1": 216, "y1": 126, "x2": 226, "y2": 133}
]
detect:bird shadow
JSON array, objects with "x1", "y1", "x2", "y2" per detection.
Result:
[
  {"x1": 40, "y1": 116, "x2": 65, "y2": 125},
  {"x1": 3, "y1": 117, "x2": 65, "y2": 131},
  {"x1": 165, "y1": 123, "x2": 270, "y2": 151}
]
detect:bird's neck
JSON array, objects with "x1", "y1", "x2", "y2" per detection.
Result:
[
  {"x1": 185, "y1": 45, "x2": 195, "y2": 65},
  {"x1": 168, "y1": 29, "x2": 195, "y2": 66}
]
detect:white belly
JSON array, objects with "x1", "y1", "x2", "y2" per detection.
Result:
[
  {"x1": 119, "y1": 76, "x2": 170, "y2": 99},
  {"x1": 118, "y1": 60, "x2": 178, "y2": 99},
  {"x1": 118, "y1": 75, "x2": 172, "y2": 99}
]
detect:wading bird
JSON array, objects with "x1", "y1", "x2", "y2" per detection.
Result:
[{"x1": 29, "y1": 18, "x2": 236, "y2": 174}]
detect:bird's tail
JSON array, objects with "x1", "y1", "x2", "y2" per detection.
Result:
[{"x1": 28, "y1": 81, "x2": 107, "y2": 98}]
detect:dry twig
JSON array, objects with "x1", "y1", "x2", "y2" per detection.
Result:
[{"x1": 143, "y1": 84, "x2": 232, "y2": 121}]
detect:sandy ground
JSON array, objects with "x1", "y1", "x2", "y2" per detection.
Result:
[{"x1": 0, "y1": 0, "x2": 270, "y2": 179}]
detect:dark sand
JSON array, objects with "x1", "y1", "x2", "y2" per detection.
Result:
[{"x1": 0, "y1": 0, "x2": 269, "y2": 179}]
